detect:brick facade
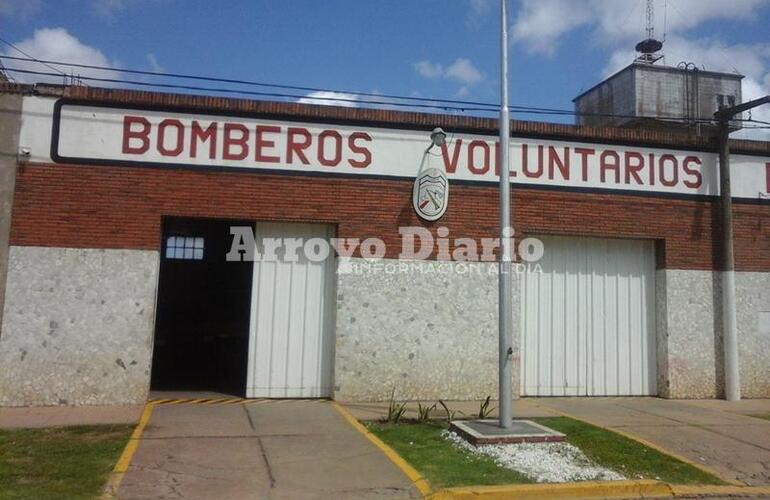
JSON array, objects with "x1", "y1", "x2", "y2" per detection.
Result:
[
  {"x1": 4, "y1": 83, "x2": 770, "y2": 272},
  {"x1": 8, "y1": 162, "x2": 769, "y2": 271}
]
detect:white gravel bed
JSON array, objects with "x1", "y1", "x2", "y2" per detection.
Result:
[{"x1": 444, "y1": 430, "x2": 626, "y2": 483}]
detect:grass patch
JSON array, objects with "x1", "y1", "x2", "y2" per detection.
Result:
[
  {"x1": 749, "y1": 413, "x2": 770, "y2": 422},
  {"x1": 0, "y1": 424, "x2": 133, "y2": 500},
  {"x1": 368, "y1": 417, "x2": 726, "y2": 489},
  {"x1": 367, "y1": 422, "x2": 532, "y2": 488},
  {"x1": 535, "y1": 417, "x2": 725, "y2": 485}
]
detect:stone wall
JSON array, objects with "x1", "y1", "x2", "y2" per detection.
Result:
[
  {"x1": 333, "y1": 258, "x2": 521, "y2": 401},
  {"x1": 737, "y1": 272, "x2": 770, "y2": 398},
  {"x1": 656, "y1": 269, "x2": 770, "y2": 399},
  {"x1": 0, "y1": 246, "x2": 159, "y2": 406}
]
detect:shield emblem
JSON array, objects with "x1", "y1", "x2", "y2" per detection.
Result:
[{"x1": 413, "y1": 167, "x2": 449, "y2": 221}]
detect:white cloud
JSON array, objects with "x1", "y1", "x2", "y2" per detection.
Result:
[
  {"x1": 414, "y1": 58, "x2": 484, "y2": 86},
  {"x1": 297, "y1": 91, "x2": 359, "y2": 108},
  {"x1": 146, "y1": 53, "x2": 163, "y2": 73},
  {"x1": 414, "y1": 60, "x2": 443, "y2": 79},
  {"x1": 91, "y1": 0, "x2": 160, "y2": 19},
  {"x1": 512, "y1": 0, "x2": 768, "y2": 55},
  {"x1": 1, "y1": 28, "x2": 120, "y2": 85},
  {"x1": 0, "y1": 0, "x2": 41, "y2": 19},
  {"x1": 466, "y1": 0, "x2": 493, "y2": 29},
  {"x1": 512, "y1": 0, "x2": 593, "y2": 56},
  {"x1": 445, "y1": 58, "x2": 484, "y2": 85}
]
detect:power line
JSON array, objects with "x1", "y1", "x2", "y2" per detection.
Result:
[
  {"x1": 0, "y1": 36, "x2": 80, "y2": 83},
  {"x1": 2, "y1": 62, "x2": 766, "y2": 128},
  {"x1": 2, "y1": 66, "x2": 500, "y2": 114},
  {"x1": 0, "y1": 54, "x2": 493, "y2": 110},
  {"x1": 0, "y1": 53, "x2": 723, "y2": 121}
]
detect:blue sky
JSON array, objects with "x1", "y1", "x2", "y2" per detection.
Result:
[{"x1": 1, "y1": 0, "x2": 769, "y2": 138}]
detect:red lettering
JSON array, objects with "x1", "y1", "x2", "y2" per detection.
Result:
[
  {"x1": 440, "y1": 139, "x2": 462, "y2": 174},
  {"x1": 122, "y1": 116, "x2": 150, "y2": 154},
  {"x1": 318, "y1": 130, "x2": 342, "y2": 167},
  {"x1": 223, "y1": 123, "x2": 249, "y2": 160},
  {"x1": 190, "y1": 121, "x2": 217, "y2": 159},
  {"x1": 255, "y1": 125, "x2": 281, "y2": 163},
  {"x1": 348, "y1": 132, "x2": 372, "y2": 168},
  {"x1": 468, "y1": 140, "x2": 490, "y2": 175},
  {"x1": 624, "y1": 152, "x2": 644, "y2": 185},
  {"x1": 286, "y1": 127, "x2": 311, "y2": 164},
  {"x1": 548, "y1": 146, "x2": 570, "y2": 180},
  {"x1": 522, "y1": 144, "x2": 543, "y2": 178},
  {"x1": 574, "y1": 147, "x2": 595, "y2": 182},
  {"x1": 659, "y1": 154, "x2": 678, "y2": 187},
  {"x1": 157, "y1": 119, "x2": 184, "y2": 157},
  {"x1": 648, "y1": 153, "x2": 656, "y2": 185},
  {"x1": 600, "y1": 151, "x2": 620, "y2": 183},
  {"x1": 683, "y1": 156, "x2": 703, "y2": 189}
]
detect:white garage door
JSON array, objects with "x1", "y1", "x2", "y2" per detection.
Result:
[
  {"x1": 521, "y1": 236, "x2": 657, "y2": 396},
  {"x1": 246, "y1": 222, "x2": 335, "y2": 398}
]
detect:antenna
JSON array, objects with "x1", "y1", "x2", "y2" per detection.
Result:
[
  {"x1": 635, "y1": 0, "x2": 664, "y2": 64},
  {"x1": 646, "y1": 0, "x2": 654, "y2": 39}
]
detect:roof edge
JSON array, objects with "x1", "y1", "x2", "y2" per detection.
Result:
[{"x1": 1, "y1": 82, "x2": 767, "y2": 155}]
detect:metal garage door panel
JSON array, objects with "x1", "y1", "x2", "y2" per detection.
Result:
[
  {"x1": 246, "y1": 223, "x2": 335, "y2": 398},
  {"x1": 522, "y1": 236, "x2": 656, "y2": 396}
]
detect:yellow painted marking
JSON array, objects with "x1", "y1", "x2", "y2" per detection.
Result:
[
  {"x1": 167, "y1": 398, "x2": 190, "y2": 405},
  {"x1": 670, "y1": 484, "x2": 770, "y2": 497},
  {"x1": 203, "y1": 398, "x2": 230, "y2": 405},
  {"x1": 331, "y1": 401, "x2": 432, "y2": 497},
  {"x1": 148, "y1": 398, "x2": 173, "y2": 404},
  {"x1": 187, "y1": 398, "x2": 209, "y2": 404},
  {"x1": 431, "y1": 482, "x2": 770, "y2": 499},
  {"x1": 429, "y1": 480, "x2": 672, "y2": 499},
  {"x1": 532, "y1": 403, "x2": 744, "y2": 486},
  {"x1": 223, "y1": 398, "x2": 245, "y2": 404},
  {"x1": 101, "y1": 402, "x2": 156, "y2": 499}
]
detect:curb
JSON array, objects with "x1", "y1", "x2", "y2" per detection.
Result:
[
  {"x1": 431, "y1": 481, "x2": 770, "y2": 499},
  {"x1": 100, "y1": 401, "x2": 156, "y2": 499},
  {"x1": 330, "y1": 401, "x2": 433, "y2": 497},
  {"x1": 429, "y1": 480, "x2": 671, "y2": 499}
]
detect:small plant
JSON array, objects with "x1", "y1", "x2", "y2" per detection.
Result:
[
  {"x1": 478, "y1": 395, "x2": 496, "y2": 419},
  {"x1": 438, "y1": 399, "x2": 456, "y2": 423},
  {"x1": 386, "y1": 387, "x2": 407, "y2": 423},
  {"x1": 416, "y1": 401, "x2": 436, "y2": 423}
]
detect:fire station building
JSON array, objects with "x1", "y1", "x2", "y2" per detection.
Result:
[{"x1": 0, "y1": 83, "x2": 768, "y2": 406}]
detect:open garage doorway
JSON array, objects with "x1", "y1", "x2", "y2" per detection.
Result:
[{"x1": 151, "y1": 217, "x2": 254, "y2": 396}]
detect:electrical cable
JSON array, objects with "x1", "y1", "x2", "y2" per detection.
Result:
[
  {"x1": 2, "y1": 63, "x2": 766, "y2": 128},
  {"x1": 0, "y1": 36, "x2": 79, "y2": 82},
  {"x1": 1, "y1": 54, "x2": 732, "y2": 122}
]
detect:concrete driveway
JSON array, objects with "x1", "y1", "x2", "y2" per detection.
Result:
[
  {"x1": 116, "y1": 397, "x2": 419, "y2": 500},
  {"x1": 529, "y1": 397, "x2": 770, "y2": 486}
]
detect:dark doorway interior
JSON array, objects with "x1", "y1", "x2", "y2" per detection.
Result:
[{"x1": 151, "y1": 217, "x2": 254, "y2": 396}]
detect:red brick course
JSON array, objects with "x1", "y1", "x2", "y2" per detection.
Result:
[{"x1": 9, "y1": 162, "x2": 769, "y2": 271}]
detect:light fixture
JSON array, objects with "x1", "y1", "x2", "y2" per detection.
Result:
[{"x1": 430, "y1": 127, "x2": 447, "y2": 147}]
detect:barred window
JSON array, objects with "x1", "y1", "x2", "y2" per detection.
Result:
[{"x1": 165, "y1": 236, "x2": 204, "y2": 260}]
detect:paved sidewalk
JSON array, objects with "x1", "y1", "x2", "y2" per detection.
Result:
[
  {"x1": 0, "y1": 404, "x2": 143, "y2": 429},
  {"x1": 117, "y1": 399, "x2": 420, "y2": 500},
  {"x1": 529, "y1": 397, "x2": 770, "y2": 487}
]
